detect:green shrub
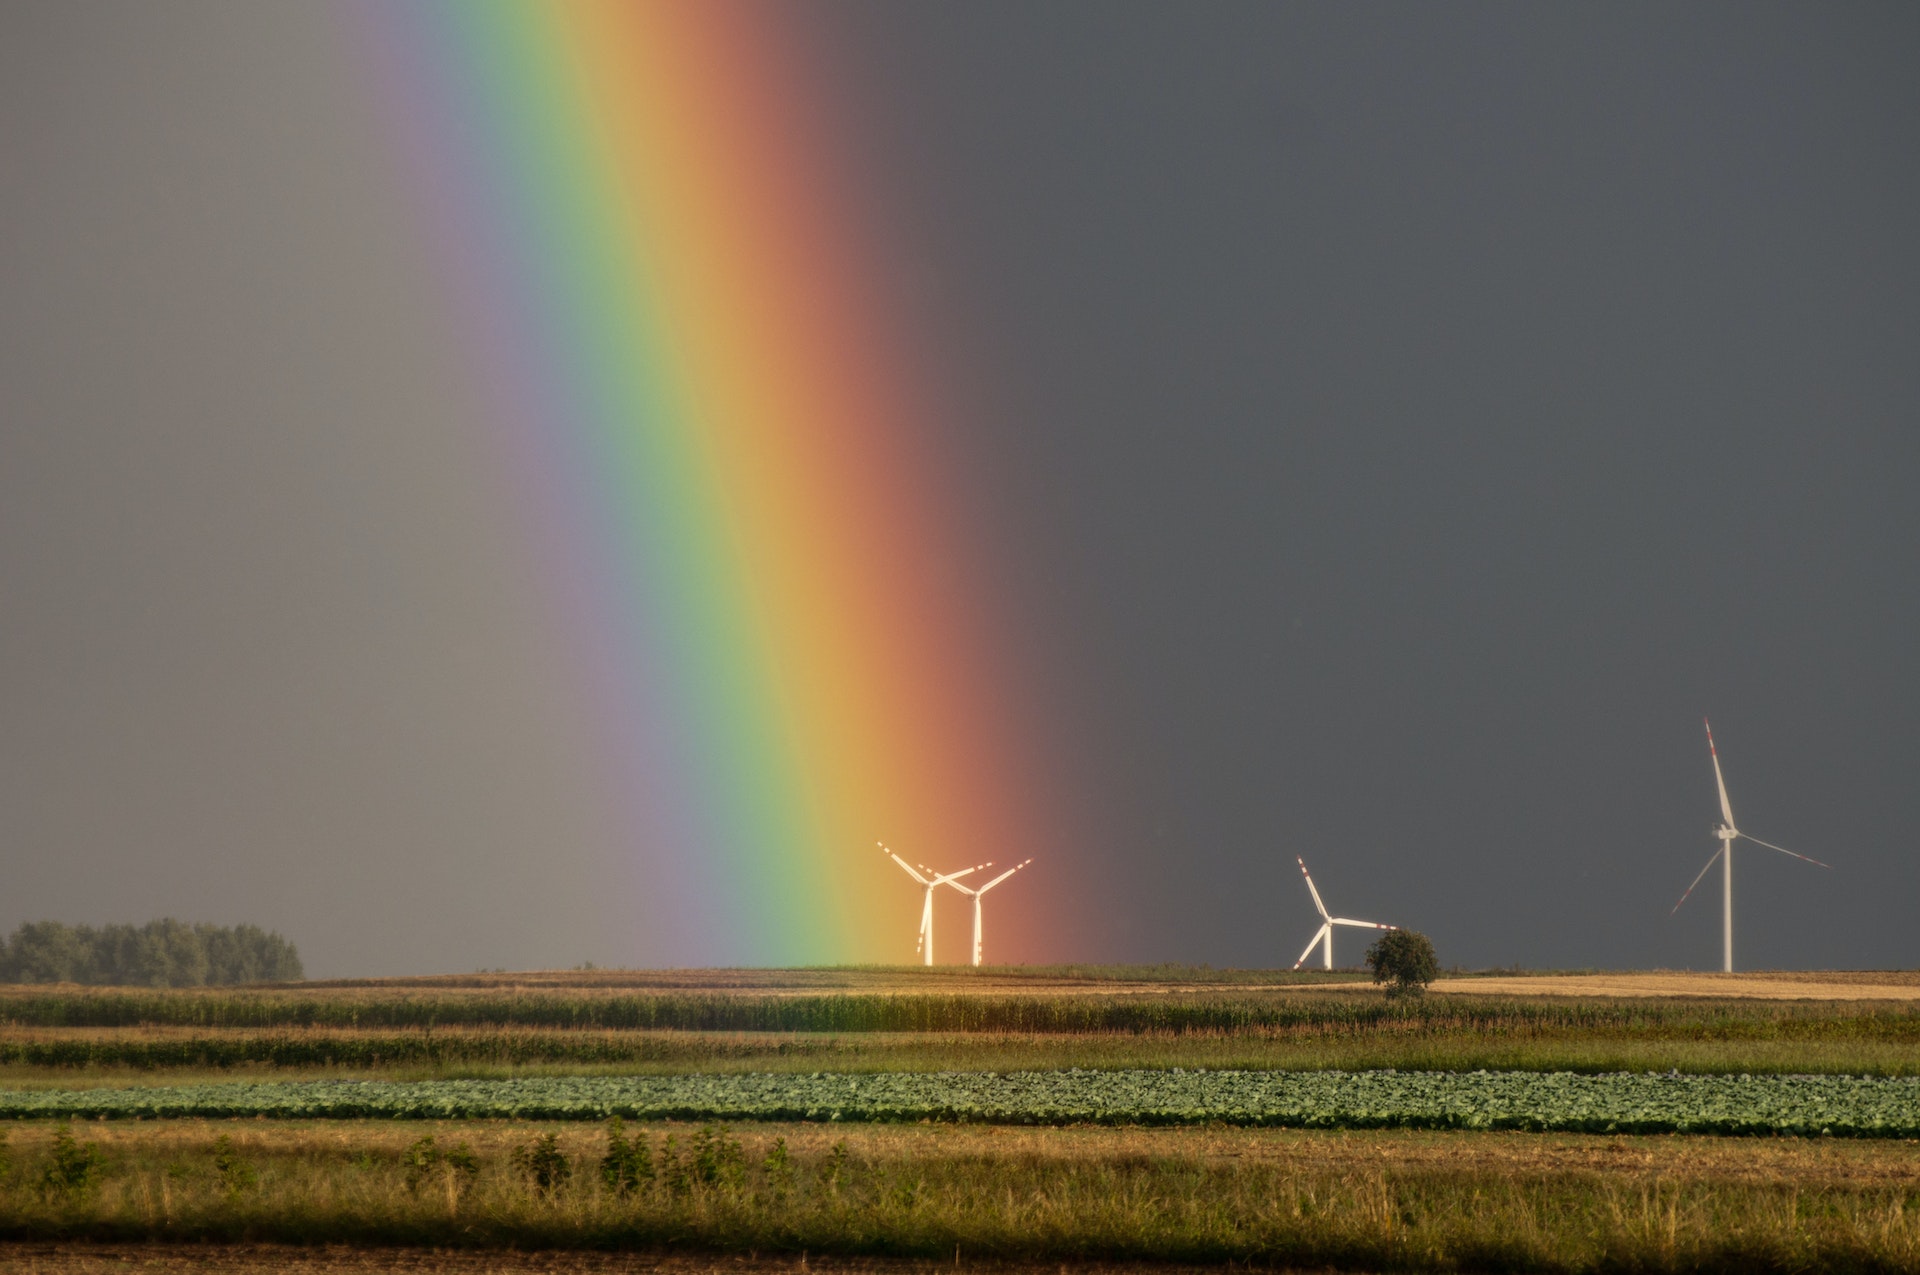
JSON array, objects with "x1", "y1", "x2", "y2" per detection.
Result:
[
  {"x1": 762, "y1": 1136, "x2": 794, "y2": 1199},
  {"x1": 210, "y1": 1134, "x2": 257, "y2": 1194},
  {"x1": 688, "y1": 1123, "x2": 746, "y2": 1191},
  {"x1": 402, "y1": 1135, "x2": 439, "y2": 1193},
  {"x1": 38, "y1": 1123, "x2": 104, "y2": 1200},
  {"x1": 509, "y1": 1132, "x2": 570, "y2": 1197},
  {"x1": 403, "y1": 1133, "x2": 478, "y2": 1197},
  {"x1": 599, "y1": 1116, "x2": 652, "y2": 1195},
  {"x1": 820, "y1": 1140, "x2": 849, "y2": 1193}
]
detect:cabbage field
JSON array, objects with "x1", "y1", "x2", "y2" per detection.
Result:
[{"x1": 4, "y1": 1068, "x2": 1917, "y2": 1136}]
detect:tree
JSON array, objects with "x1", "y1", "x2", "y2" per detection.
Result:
[
  {"x1": 0, "y1": 921, "x2": 302, "y2": 986},
  {"x1": 0, "y1": 922, "x2": 89, "y2": 984},
  {"x1": 1365, "y1": 928, "x2": 1438, "y2": 995}
]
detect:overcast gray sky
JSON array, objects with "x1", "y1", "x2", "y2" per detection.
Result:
[{"x1": 2, "y1": 2, "x2": 1915, "y2": 975}]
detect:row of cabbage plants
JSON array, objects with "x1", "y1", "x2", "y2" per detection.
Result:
[{"x1": 2, "y1": 1069, "x2": 1916, "y2": 1136}]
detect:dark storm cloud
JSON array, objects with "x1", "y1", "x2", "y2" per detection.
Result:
[
  {"x1": 2, "y1": 2, "x2": 1915, "y2": 972},
  {"x1": 811, "y1": 2, "x2": 1920, "y2": 970}
]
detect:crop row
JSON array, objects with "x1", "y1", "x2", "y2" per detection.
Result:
[
  {"x1": 3, "y1": 1070, "x2": 1917, "y2": 1137},
  {"x1": 4, "y1": 990, "x2": 1917, "y2": 1037}
]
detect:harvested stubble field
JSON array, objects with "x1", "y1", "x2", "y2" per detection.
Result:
[{"x1": 3, "y1": 968, "x2": 1918, "y2": 1272}]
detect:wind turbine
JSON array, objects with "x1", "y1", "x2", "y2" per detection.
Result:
[
  {"x1": 880, "y1": 843, "x2": 988, "y2": 966},
  {"x1": 949, "y1": 858, "x2": 1033, "y2": 966},
  {"x1": 1290, "y1": 856, "x2": 1395, "y2": 970},
  {"x1": 1672, "y1": 718, "x2": 1830, "y2": 972}
]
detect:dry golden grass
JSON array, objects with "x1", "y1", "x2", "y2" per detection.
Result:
[
  {"x1": 0, "y1": 1247, "x2": 1235, "y2": 1274},
  {"x1": 28, "y1": 1111, "x2": 1920, "y2": 1168},
  {"x1": 19, "y1": 1118, "x2": 1920, "y2": 1192},
  {"x1": 2, "y1": 1120, "x2": 1918, "y2": 1271},
  {"x1": 1431, "y1": 971, "x2": 1920, "y2": 1000}
]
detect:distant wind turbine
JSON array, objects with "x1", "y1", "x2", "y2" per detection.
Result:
[
  {"x1": 950, "y1": 858, "x2": 1033, "y2": 966},
  {"x1": 1290, "y1": 856, "x2": 1395, "y2": 970},
  {"x1": 1672, "y1": 718, "x2": 1830, "y2": 972},
  {"x1": 880, "y1": 843, "x2": 988, "y2": 966}
]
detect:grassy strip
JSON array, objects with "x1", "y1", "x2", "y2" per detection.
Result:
[
  {"x1": 1, "y1": 1121, "x2": 1917, "y2": 1272},
  {"x1": 3, "y1": 1071, "x2": 1919, "y2": 1135},
  {"x1": 5, "y1": 988, "x2": 1920, "y2": 1035},
  {"x1": 4, "y1": 1026, "x2": 1920, "y2": 1081}
]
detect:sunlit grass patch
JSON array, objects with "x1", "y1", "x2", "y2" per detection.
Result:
[{"x1": 0, "y1": 1120, "x2": 1914, "y2": 1272}]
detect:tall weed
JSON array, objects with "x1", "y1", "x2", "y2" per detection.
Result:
[
  {"x1": 509, "y1": 1132, "x2": 570, "y2": 1197},
  {"x1": 599, "y1": 1116, "x2": 651, "y2": 1195},
  {"x1": 37, "y1": 1122, "x2": 104, "y2": 1200}
]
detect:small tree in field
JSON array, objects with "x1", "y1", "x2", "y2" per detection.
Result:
[{"x1": 1365, "y1": 929, "x2": 1438, "y2": 995}]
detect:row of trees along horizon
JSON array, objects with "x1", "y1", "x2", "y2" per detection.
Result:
[{"x1": 0, "y1": 920, "x2": 302, "y2": 987}]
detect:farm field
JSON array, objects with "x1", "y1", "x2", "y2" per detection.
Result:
[
  {"x1": 6, "y1": 1020, "x2": 1920, "y2": 1083},
  {"x1": 2, "y1": 968, "x2": 1918, "y2": 1084},
  {"x1": 3, "y1": 968, "x2": 1919, "y2": 1272},
  {"x1": 6, "y1": 1070, "x2": 1920, "y2": 1136},
  {"x1": 1, "y1": 1119, "x2": 1917, "y2": 1270}
]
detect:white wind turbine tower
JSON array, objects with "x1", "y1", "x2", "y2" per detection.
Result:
[
  {"x1": 1672, "y1": 718, "x2": 1830, "y2": 972},
  {"x1": 1290, "y1": 856, "x2": 1396, "y2": 970},
  {"x1": 950, "y1": 858, "x2": 1033, "y2": 966},
  {"x1": 880, "y1": 843, "x2": 988, "y2": 966}
]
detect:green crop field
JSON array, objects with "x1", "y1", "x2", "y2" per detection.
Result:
[{"x1": 4, "y1": 1069, "x2": 1919, "y2": 1136}]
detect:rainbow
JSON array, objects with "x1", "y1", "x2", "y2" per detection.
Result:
[{"x1": 354, "y1": 1, "x2": 1060, "y2": 964}]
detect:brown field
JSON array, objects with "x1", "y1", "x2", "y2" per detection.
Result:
[{"x1": 1429, "y1": 971, "x2": 1920, "y2": 1000}]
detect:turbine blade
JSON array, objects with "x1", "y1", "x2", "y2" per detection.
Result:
[
  {"x1": 1292, "y1": 924, "x2": 1330, "y2": 971},
  {"x1": 1297, "y1": 857, "x2": 1330, "y2": 920},
  {"x1": 931, "y1": 863, "x2": 986, "y2": 887},
  {"x1": 1331, "y1": 919, "x2": 1394, "y2": 929},
  {"x1": 1671, "y1": 846, "x2": 1724, "y2": 914},
  {"x1": 976, "y1": 859, "x2": 1033, "y2": 895},
  {"x1": 1737, "y1": 832, "x2": 1831, "y2": 869},
  {"x1": 882, "y1": 844, "x2": 929, "y2": 886},
  {"x1": 1705, "y1": 719, "x2": 1736, "y2": 828}
]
